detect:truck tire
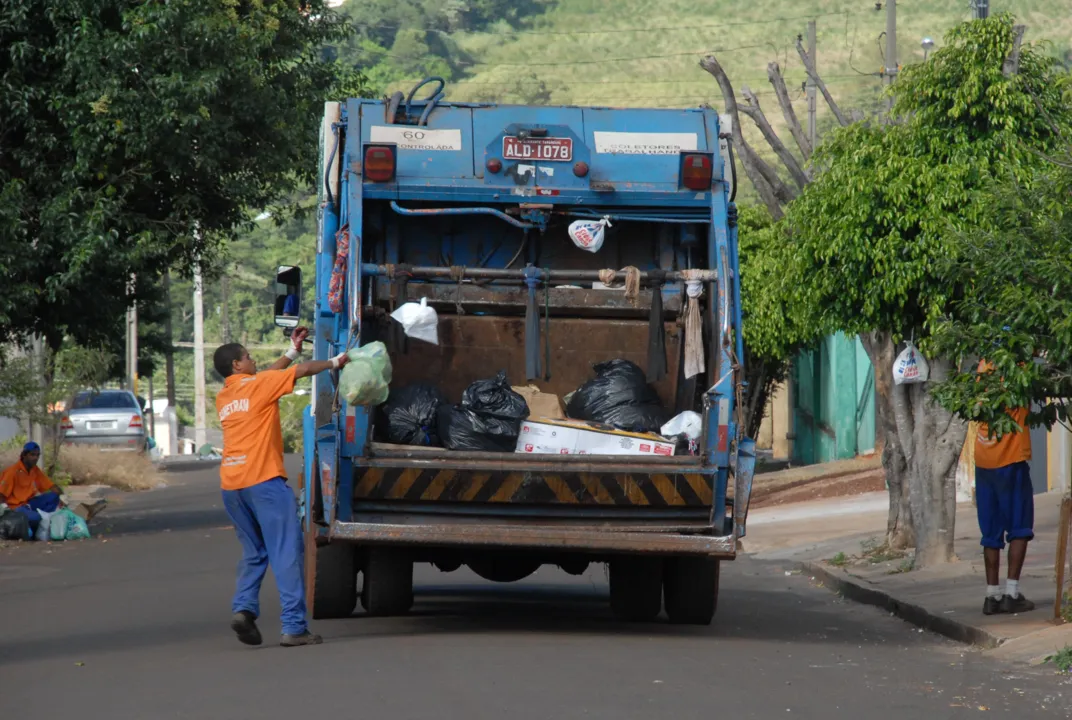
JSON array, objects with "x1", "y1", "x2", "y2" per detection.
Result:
[
  {"x1": 311, "y1": 542, "x2": 358, "y2": 620},
  {"x1": 361, "y1": 547, "x2": 414, "y2": 616},
  {"x1": 467, "y1": 556, "x2": 541, "y2": 583},
  {"x1": 663, "y1": 556, "x2": 719, "y2": 625},
  {"x1": 609, "y1": 557, "x2": 663, "y2": 622}
]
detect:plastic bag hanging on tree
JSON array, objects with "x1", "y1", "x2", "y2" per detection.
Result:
[
  {"x1": 390, "y1": 297, "x2": 439, "y2": 345},
  {"x1": 893, "y1": 342, "x2": 929, "y2": 385},
  {"x1": 568, "y1": 217, "x2": 611, "y2": 253}
]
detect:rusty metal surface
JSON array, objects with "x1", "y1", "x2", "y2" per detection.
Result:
[
  {"x1": 329, "y1": 520, "x2": 737, "y2": 557},
  {"x1": 386, "y1": 315, "x2": 682, "y2": 407},
  {"x1": 353, "y1": 467, "x2": 713, "y2": 506},
  {"x1": 374, "y1": 282, "x2": 683, "y2": 316}
]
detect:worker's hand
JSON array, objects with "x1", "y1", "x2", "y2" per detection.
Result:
[
  {"x1": 291, "y1": 326, "x2": 309, "y2": 352},
  {"x1": 330, "y1": 352, "x2": 351, "y2": 370}
]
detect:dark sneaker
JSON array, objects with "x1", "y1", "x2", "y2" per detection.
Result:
[
  {"x1": 1001, "y1": 594, "x2": 1036, "y2": 614},
  {"x1": 983, "y1": 596, "x2": 1004, "y2": 615},
  {"x1": 280, "y1": 631, "x2": 323, "y2": 647},
  {"x1": 231, "y1": 611, "x2": 263, "y2": 646}
]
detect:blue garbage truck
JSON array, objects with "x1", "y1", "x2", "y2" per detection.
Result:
[{"x1": 281, "y1": 79, "x2": 756, "y2": 625}]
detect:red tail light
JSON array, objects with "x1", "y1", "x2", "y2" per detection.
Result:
[
  {"x1": 60, "y1": 416, "x2": 73, "y2": 432},
  {"x1": 129, "y1": 414, "x2": 143, "y2": 429},
  {"x1": 680, "y1": 152, "x2": 714, "y2": 191},
  {"x1": 364, "y1": 144, "x2": 396, "y2": 182}
]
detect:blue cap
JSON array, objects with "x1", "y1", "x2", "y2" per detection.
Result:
[{"x1": 22, "y1": 441, "x2": 40, "y2": 454}]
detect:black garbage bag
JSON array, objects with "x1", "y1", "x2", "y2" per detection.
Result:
[
  {"x1": 566, "y1": 360, "x2": 664, "y2": 430},
  {"x1": 0, "y1": 510, "x2": 30, "y2": 541},
  {"x1": 462, "y1": 370, "x2": 529, "y2": 419},
  {"x1": 597, "y1": 403, "x2": 672, "y2": 434},
  {"x1": 380, "y1": 384, "x2": 448, "y2": 446},
  {"x1": 437, "y1": 405, "x2": 523, "y2": 452}
]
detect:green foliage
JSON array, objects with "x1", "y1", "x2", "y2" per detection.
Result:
[
  {"x1": 774, "y1": 16, "x2": 1071, "y2": 351},
  {"x1": 280, "y1": 394, "x2": 309, "y2": 454},
  {"x1": 1046, "y1": 645, "x2": 1072, "y2": 673},
  {"x1": 828, "y1": 551, "x2": 848, "y2": 567},
  {"x1": 1, "y1": 0, "x2": 366, "y2": 354}
]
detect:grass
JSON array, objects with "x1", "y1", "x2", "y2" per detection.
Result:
[
  {"x1": 1062, "y1": 591, "x2": 1072, "y2": 624},
  {"x1": 1045, "y1": 646, "x2": 1072, "y2": 673},
  {"x1": 828, "y1": 551, "x2": 848, "y2": 567},
  {"x1": 860, "y1": 536, "x2": 907, "y2": 564},
  {"x1": 0, "y1": 445, "x2": 161, "y2": 492}
]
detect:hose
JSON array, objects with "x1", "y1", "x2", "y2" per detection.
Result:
[{"x1": 405, "y1": 77, "x2": 446, "y2": 126}]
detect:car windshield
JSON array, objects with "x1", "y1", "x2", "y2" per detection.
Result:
[{"x1": 71, "y1": 391, "x2": 138, "y2": 410}]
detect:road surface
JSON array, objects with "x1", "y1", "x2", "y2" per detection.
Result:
[{"x1": 1, "y1": 461, "x2": 1068, "y2": 719}]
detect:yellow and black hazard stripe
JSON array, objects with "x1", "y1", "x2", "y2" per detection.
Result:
[{"x1": 352, "y1": 468, "x2": 712, "y2": 507}]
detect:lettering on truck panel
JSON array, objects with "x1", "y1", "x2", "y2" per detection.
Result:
[
  {"x1": 593, "y1": 131, "x2": 699, "y2": 155},
  {"x1": 369, "y1": 126, "x2": 462, "y2": 151}
]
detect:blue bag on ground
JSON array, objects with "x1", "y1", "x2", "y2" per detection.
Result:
[{"x1": 50, "y1": 508, "x2": 90, "y2": 541}]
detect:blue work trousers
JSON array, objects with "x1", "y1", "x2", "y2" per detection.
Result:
[
  {"x1": 16, "y1": 492, "x2": 61, "y2": 535},
  {"x1": 222, "y1": 477, "x2": 307, "y2": 636}
]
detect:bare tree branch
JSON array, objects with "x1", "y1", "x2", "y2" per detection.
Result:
[
  {"x1": 700, "y1": 55, "x2": 785, "y2": 219},
  {"x1": 1003, "y1": 25, "x2": 1027, "y2": 78},
  {"x1": 741, "y1": 85, "x2": 809, "y2": 190},
  {"x1": 795, "y1": 38, "x2": 849, "y2": 127},
  {"x1": 767, "y1": 62, "x2": 811, "y2": 160}
]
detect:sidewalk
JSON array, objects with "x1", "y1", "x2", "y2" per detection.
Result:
[{"x1": 744, "y1": 490, "x2": 1072, "y2": 665}]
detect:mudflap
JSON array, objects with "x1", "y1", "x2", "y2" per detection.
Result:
[{"x1": 733, "y1": 437, "x2": 757, "y2": 538}]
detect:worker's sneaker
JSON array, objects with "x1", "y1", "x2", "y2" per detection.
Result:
[
  {"x1": 280, "y1": 631, "x2": 323, "y2": 647},
  {"x1": 982, "y1": 596, "x2": 1004, "y2": 615},
  {"x1": 231, "y1": 611, "x2": 263, "y2": 646},
  {"x1": 1001, "y1": 594, "x2": 1036, "y2": 614}
]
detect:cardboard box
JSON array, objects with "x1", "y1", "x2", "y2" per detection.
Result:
[
  {"x1": 515, "y1": 418, "x2": 676, "y2": 457},
  {"x1": 511, "y1": 385, "x2": 566, "y2": 420}
]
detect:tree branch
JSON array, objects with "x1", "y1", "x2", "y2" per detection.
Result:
[
  {"x1": 795, "y1": 38, "x2": 849, "y2": 127},
  {"x1": 700, "y1": 55, "x2": 786, "y2": 219},
  {"x1": 1002, "y1": 25, "x2": 1027, "y2": 78},
  {"x1": 740, "y1": 85, "x2": 809, "y2": 190},
  {"x1": 767, "y1": 62, "x2": 811, "y2": 160}
]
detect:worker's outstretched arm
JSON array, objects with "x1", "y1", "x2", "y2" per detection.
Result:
[
  {"x1": 294, "y1": 353, "x2": 350, "y2": 380},
  {"x1": 268, "y1": 327, "x2": 310, "y2": 372}
]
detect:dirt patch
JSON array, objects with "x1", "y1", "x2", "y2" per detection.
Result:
[
  {"x1": 752, "y1": 469, "x2": 886, "y2": 509},
  {"x1": 1, "y1": 446, "x2": 162, "y2": 491}
]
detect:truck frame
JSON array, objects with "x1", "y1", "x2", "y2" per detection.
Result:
[{"x1": 292, "y1": 79, "x2": 756, "y2": 625}]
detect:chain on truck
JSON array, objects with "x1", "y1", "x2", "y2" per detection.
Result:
[{"x1": 271, "y1": 78, "x2": 757, "y2": 625}]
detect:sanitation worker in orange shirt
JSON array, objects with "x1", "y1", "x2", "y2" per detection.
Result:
[{"x1": 213, "y1": 327, "x2": 349, "y2": 647}]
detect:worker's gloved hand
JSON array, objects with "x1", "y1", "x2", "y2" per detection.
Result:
[
  {"x1": 0, "y1": 503, "x2": 8, "y2": 513},
  {"x1": 331, "y1": 352, "x2": 350, "y2": 370},
  {"x1": 286, "y1": 326, "x2": 309, "y2": 361}
]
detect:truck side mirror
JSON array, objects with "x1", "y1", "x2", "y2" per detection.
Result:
[{"x1": 274, "y1": 265, "x2": 302, "y2": 329}]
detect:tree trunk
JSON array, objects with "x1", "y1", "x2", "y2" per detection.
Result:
[
  {"x1": 860, "y1": 331, "x2": 913, "y2": 548},
  {"x1": 164, "y1": 271, "x2": 177, "y2": 407}
]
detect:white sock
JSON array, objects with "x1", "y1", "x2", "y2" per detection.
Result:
[
  {"x1": 1005, "y1": 579, "x2": 1020, "y2": 599},
  {"x1": 987, "y1": 584, "x2": 1002, "y2": 600}
]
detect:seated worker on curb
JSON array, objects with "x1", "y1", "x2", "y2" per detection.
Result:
[
  {"x1": 0, "y1": 441, "x2": 66, "y2": 537},
  {"x1": 975, "y1": 360, "x2": 1035, "y2": 616},
  {"x1": 213, "y1": 327, "x2": 350, "y2": 648}
]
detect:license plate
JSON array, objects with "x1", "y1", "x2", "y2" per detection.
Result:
[
  {"x1": 88, "y1": 421, "x2": 115, "y2": 430},
  {"x1": 502, "y1": 137, "x2": 573, "y2": 162}
]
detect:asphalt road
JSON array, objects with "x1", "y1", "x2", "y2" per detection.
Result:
[{"x1": 1, "y1": 462, "x2": 1069, "y2": 719}]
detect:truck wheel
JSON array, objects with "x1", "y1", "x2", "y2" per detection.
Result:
[
  {"x1": 467, "y1": 556, "x2": 541, "y2": 583},
  {"x1": 609, "y1": 557, "x2": 663, "y2": 622},
  {"x1": 663, "y1": 556, "x2": 719, "y2": 625},
  {"x1": 311, "y1": 542, "x2": 358, "y2": 620},
  {"x1": 360, "y1": 547, "x2": 414, "y2": 616}
]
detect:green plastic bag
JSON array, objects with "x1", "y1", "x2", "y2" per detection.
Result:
[
  {"x1": 49, "y1": 508, "x2": 91, "y2": 541},
  {"x1": 339, "y1": 341, "x2": 393, "y2": 406}
]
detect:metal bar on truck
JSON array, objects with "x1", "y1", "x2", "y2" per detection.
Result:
[
  {"x1": 368, "y1": 442, "x2": 702, "y2": 465},
  {"x1": 359, "y1": 264, "x2": 718, "y2": 283},
  {"x1": 330, "y1": 520, "x2": 736, "y2": 556}
]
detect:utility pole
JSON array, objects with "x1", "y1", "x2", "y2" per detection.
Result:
[
  {"x1": 971, "y1": 0, "x2": 989, "y2": 20},
  {"x1": 806, "y1": 20, "x2": 817, "y2": 149},
  {"x1": 221, "y1": 272, "x2": 231, "y2": 344},
  {"x1": 163, "y1": 271, "x2": 176, "y2": 407},
  {"x1": 126, "y1": 274, "x2": 138, "y2": 394},
  {"x1": 884, "y1": 0, "x2": 897, "y2": 115},
  {"x1": 193, "y1": 262, "x2": 207, "y2": 451}
]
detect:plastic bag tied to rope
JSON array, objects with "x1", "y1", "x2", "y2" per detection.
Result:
[
  {"x1": 568, "y1": 217, "x2": 611, "y2": 253},
  {"x1": 681, "y1": 269, "x2": 706, "y2": 380},
  {"x1": 646, "y1": 268, "x2": 667, "y2": 382}
]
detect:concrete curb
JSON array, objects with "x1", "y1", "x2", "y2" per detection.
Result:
[
  {"x1": 753, "y1": 456, "x2": 883, "y2": 498},
  {"x1": 802, "y1": 561, "x2": 1004, "y2": 649}
]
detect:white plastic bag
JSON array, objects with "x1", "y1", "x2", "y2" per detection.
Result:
[
  {"x1": 568, "y1": 217, "x2": 611, "y2": 253},
  {"x1": 390, "y1": 297, "x2": 439, "y2": 345},
  {"x1": 893, "y1": 342, "x2": 929, "y2": 385},
  {"x1": 35, "y1": 509, "x2": 53, "y2": 542},
  {"x1": 339, "y1": 341, "x2": 394, "y2": 406},
  {"x1": 661, "y1": 411, "x2": 703, "y2": 440}
]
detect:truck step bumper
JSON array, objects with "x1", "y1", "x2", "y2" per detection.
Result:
[{"x1": 329, "y1": 521, "x2": 736, "y2": 558}]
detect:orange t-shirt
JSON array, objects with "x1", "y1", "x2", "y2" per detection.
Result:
[
  {"x1": 216, "y1": 367, "x2": 297, "y2": 491},
  {"x1": 0, "y1": 461, "x2": 56, "y2": 508},
  {"x1": 974, "y1": 360, "x2": 1031, "y2": 469}
]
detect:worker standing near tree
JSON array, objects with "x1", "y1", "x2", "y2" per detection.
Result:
[
  {"x1": 974, "y1": 360, "x2": 1035, "y2": 616},
  {"x1": 212, "y1": 327, "x2": 350, "y2": 647}
]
